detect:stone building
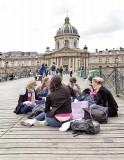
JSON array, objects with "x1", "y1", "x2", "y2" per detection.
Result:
[
  {"x1": 42, "y1": 16, "x2": 124, "y2": 71},
  {"x1": 0, "y1": 16, "x2": 124, "y2": 74},
  {"x1": 0, "y1": 51, "x2": 44, "y2": 73},
  {"x1": 43, "y1": 16, "x2": 89, "y2": 72}
]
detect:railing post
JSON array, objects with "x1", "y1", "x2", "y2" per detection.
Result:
[
  {"x1": 114, "y1": 66, "x2": 118, "y2": 96},
  {"x1": 99, "y1": 67, "x2": 102, "y2": 77}
]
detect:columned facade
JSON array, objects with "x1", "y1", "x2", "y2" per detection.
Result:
[{"x1": 43, "y1": 17, "x2": 89, "y2": 71}]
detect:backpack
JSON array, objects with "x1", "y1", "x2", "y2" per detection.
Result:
[
  {"x1": 27, "y1": 104, "x2": 45, "y2": 119},
  {"x1": 70, "y1": 119, "x2": 100, "y2": 136},
  {"x1": 51, "y1": 65, "x2": 56, "y2": 71},
  {"x1": 83, "y1": 107, "x2": 108, "y2": 124}
]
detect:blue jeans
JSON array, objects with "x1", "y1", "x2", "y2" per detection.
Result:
[
  {"x1": 35, "y1": 112, "x2": 45, "y2": 121},
  {"x1": 21, "y1": 104, "x2": 36, "y2": 114},
  {"x1": 46, "y1": 117, "x2": 63, "y2": 127},
  {"x1": 35, "y1": 112, "x2": 65, "y2": 127}
]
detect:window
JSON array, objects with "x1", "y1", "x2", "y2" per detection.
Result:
[
  {"x1": 99, "y1": 57, "x2": 102, "y2": 63},
  {"x1": 56, "y1": 41, "x2": 59, "y2": 49},
  {"x1": 106, "y1": 56, "x2": 109, "y2": 63},
  {"x1": 74, "y1": 40, "x2": 77, "y2": 48},
  {"x1": 64, "y1": 40, "x2": 69, "y2": 47}
]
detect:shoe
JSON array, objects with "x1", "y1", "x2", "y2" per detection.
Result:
[
  {"x1": 59, "y1": 121, "x2": 71, "y2": 132},
  {"x1": 34, "y1": 120, "x2": 47, "y2": 126},
  {"x1": 20, "y1": 120, "x2": 32, "y2": 127}
]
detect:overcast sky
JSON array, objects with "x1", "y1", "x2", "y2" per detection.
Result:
[{"x1": 0, "y1": 0, "x2": 124, "y2": 53}]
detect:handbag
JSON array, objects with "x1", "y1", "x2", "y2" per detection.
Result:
[
  {"x1": 70, "y1": 119, "x2": 100, "y2": 136},
  {"x1": 83, "y1": 106, "x2": 108, "y2": 123}
]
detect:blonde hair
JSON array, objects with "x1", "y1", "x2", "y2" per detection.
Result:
[
  {"x1": 92, "y1": 77, "x2": 104, "y2": 85},
  {"x1": 26, "y1": 78, "x2": 37, "y2": 89}
]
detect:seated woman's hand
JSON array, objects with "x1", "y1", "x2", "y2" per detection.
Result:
[{"x1": 23, "y1": 101, "x2": 32, "y2": 106}]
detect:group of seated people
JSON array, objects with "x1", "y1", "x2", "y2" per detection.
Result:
[{"x1": 14, "y1": 74, "x2": 118, "y2": 129}]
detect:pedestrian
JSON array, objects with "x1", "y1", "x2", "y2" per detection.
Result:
[
  {"x1": 69, "y1": 66, "x2": 73, "y2": 77},
  {"x1": 59, "y1": 66, "x2": 63, "y2": 78},
  {"x1": 50, "y1": 62, "x2": 56, "y2": 75}
]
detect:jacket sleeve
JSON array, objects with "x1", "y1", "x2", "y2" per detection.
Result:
[
  {"x1": 44, "y1": 96, "x2": 51, "y2": 113},
  {"x1": 35, "y1": 91, "x2": 43, "y2": 100},
  {"x1": 98, "y1": 90, "x2": 108, "y2": 107},
  {"x1": 18, "y1": 95, "x2": 25, "y2": 107}
]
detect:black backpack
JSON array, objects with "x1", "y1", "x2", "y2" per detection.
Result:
[
  {"x1": 27, "y1": 104, "x2": 45, "y2": 119},
  {"x1": 71, "y1": 119, "x2": 100, "y2": 136},
  {"x1": 51, "y1": 65, "x2": 56, "y2": 71}
]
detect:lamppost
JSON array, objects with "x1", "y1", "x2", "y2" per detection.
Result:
[
  {"x1": 78, "y1": 59, "x2": 80, "y2": 68},
  {"x1": 115, "y1": 57, "x2": 119, "y2": 67},
  {"x1": 5, "y1": 61, "x2": 8, "y2": 74},
  {"x1": 83, "y1": 45, "x2": 88, "y2": 79}
]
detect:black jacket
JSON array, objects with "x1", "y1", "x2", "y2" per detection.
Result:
[
  {"x1": 94, "y1": 86, "x2": 118, "y2": 115},
  {"x1": 44, "y1": 86, "x2": 72, "y2": 118},
  {"x1": 15, "y1": 88, "x2": 42, "y2": 114}
]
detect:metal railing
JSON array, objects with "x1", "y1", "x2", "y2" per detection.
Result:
[
  {"x1": 88, "y1": 66, "x2": 124, "y2": 96},
  {"x1": 0, "y1": 71, "x2": 37, "y2": 82}
]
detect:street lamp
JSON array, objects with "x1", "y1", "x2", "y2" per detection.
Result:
[
  {"x1": 115, "y1": 57, "x2": 119, "y2": 67},
  {"x1": 78, "y1": 59, "x2": 80, "y2": 68},
  {"x1": 5, "y1": 61, "x2": 8, "y2": 74},
  {"x1": 83, "y1": 45, "x2": 88, "y2": 79}
]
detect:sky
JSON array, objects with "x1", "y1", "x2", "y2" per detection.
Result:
[{"x1": 0, "y1": 0, "x2": 124, "y2": 53}]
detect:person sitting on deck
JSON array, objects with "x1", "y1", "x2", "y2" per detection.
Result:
[
  {"x1": 20, "y1": 75, "x2": 72, "y2": 127},
  {"x1": 90, "y1": 77, "x2": 118, "y2": 117},
  {"x1": 14, "y1": 79, "x2": 43, "y2": 114},
  {"x1": 35, "y1": 77, "x2": 50, "y2": 99},
  {"x1": 67, "y1": 77, "x2": 82, "y2": 99}
]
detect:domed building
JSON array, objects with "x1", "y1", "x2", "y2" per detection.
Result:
[
  {"x1": 54, "y1": 17, "x2": 80, "y2": 50},
  {"x1": 43, "y1": 17, "x2": 89, "y2": 72}
]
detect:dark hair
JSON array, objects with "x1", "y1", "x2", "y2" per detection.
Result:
[
  {"x1": 82, "y1": 88, "x2": 91, "y2": 95},
  {"x1": 69, "y1": 77, "x2": 77, "y2": 83},
  {"x1": 50, "y1": 75, "x2": 62, "y2": 92},
  {"x1": 88, "y1": 75, "x2": 93, "y2": 82}
]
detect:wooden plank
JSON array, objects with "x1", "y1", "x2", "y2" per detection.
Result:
[
  {"x1": 0, "y1": 76, "x2": 124, "y2": 160},
  {"x1": 0, "y1": 154, "x2": 124, "y2": 160},
  {"x1": 0, "y1": 147, "x2": 124, "y2": 154},
  {"x1": 1, "y1": 142, "x2": 124, "y2": 148}
]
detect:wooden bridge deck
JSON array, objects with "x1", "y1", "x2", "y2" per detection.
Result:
[{"x1": 0, "y1": 75, "x2": 124, "y2": 160}]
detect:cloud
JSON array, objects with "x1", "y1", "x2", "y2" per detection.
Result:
[{"x1": 81, "y1": 10, "x2": 124, "y2": 37}]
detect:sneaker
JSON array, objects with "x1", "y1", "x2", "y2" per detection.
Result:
[
  {"x1": 34, "y1": 120, "x2": 47, "y2": 126},
  {"x1": 20, "y1": 120, "x2": 32, "y2": 127}
]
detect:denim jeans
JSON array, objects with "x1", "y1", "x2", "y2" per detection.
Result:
[
  {"x1": 35, "y1": 112, "x2": 65, "y2": 127},
  {"x1": 21, "y1": 104, "x2": 36, "y2": 114},
  {"x1": 46, "y1": 117, "x2": 63, "y2": 127},
  {"x1": 35, "y1": 112, "x2": 45, "y2": 121}
]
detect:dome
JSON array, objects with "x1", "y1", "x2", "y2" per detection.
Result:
[{"x1": 55, "y1": 17, "x2": 79, "y2": 37}]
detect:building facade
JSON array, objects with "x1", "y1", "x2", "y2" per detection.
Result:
[
  {"x1": 0, "y1": 16, "x2": 124, "y2": 74},
  {"x1": 43, "y1": 17, "x2": 89, "y2": 72}
]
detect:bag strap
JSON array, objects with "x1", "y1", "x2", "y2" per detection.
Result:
[
  {"x1": 99, "y1": 107, "x2": 108, "y2": 123},
  {"x1": 88, "y1": 107, "x2": 93, "y2": 120}
]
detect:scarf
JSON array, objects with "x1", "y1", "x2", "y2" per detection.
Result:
[{"x1": 28, "y1": 89, "x2": 35, "y2": 103}]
